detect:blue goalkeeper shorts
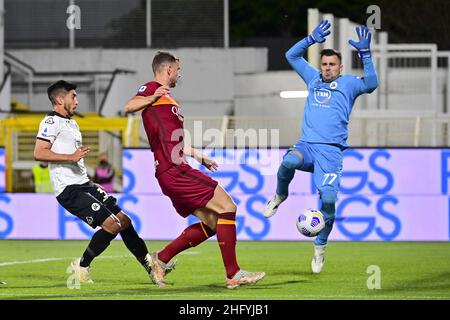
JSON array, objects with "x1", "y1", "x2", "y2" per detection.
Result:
[{"x1": 287, "y1": 141, "x2": 343, "y2": 194}]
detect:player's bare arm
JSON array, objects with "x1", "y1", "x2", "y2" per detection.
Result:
[
  {"x1": 124, "y1": 96, "x2": 155, "y2": 113},
  {"x1": 34, "y1": 139, "x2": 90, "y2": 163},
  {"x1": 124, "y1": 86, "x2": 171, "y2": 113},
  {"x1": 183, "y1": 145, "x2": 218, "y2": 172}
]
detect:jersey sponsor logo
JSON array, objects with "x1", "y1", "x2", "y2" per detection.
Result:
[
  {"x1": 91, "y1": 203, "x2": 101, "y2": 212},
  {"x1": 45, "y1": 118, "x2": 54, "y2": 125},
  {"x1": 330, "y1": 82, "x2": 338, "y2": 89},
  {"x1": 86, "y1": 216, "x2": 94, "y2": 225},
  {"x1": 314, "y1": 88, "x2": 332, "y2": 104},
  {"x1": 172, "y1": 106, "x2": 184, "y2": 122},
  {"x1": 138, "y1": 85, "x2": 147, "y2": 93}
]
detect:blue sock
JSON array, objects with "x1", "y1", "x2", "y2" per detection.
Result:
[
  {"x1": 276, "y1": 152, "x2": 303, "y2": 196},
  {"x1": 314, "y1": 191, "x2": 337, "y2": 246}
]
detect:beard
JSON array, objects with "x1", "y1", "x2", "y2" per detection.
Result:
[
  {"x1": 169, "y1": 74, "x2": 180, "y2": 88},
  {"x1": 322, "y1": 73, "x2": 339, "y2": 83},
  {"x1": 64, "y1": 104, "x2": 75, "y2": 117}
]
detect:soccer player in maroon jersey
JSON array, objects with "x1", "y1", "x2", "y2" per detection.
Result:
[{"x1": 124, "y1": 51, "x2": 265, "y2": 289}]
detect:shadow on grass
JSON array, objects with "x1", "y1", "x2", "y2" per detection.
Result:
[
  {"x1": 376, "y1": 271, "x2": 450, "y2": 295},
  {"x1": 0, "y1": 272, "x2": 310, "y2": 300},
  {"x1": 269, "y1": 269, "x2": 316, "y2": 277},
  {"x1": 0, "y1": 283, "x2": 68, "y2": 290}
]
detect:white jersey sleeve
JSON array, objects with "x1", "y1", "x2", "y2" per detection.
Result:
[{"x1": 37, "y1": 115, "x2": 60, "y2": 144}]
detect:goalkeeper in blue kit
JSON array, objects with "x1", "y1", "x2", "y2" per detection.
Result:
[{"x1": 264, "y1": 20, "x2": 379, "y2": 273}]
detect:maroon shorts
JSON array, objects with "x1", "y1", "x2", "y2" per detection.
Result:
[{"x1": 157, "y1": 163, "x2": 218, "y2": 217}]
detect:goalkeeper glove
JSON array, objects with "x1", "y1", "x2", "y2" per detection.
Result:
[
  {"x1": 348, "y1": 25, "x2": 372, "y2": 59},
  {"x1": 306, "y1": 19, "x2": 331, "y2": 45}
]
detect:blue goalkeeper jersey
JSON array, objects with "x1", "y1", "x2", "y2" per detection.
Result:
[{"x1": 286, "y1": 38, "x2": 379, "y2": 149}]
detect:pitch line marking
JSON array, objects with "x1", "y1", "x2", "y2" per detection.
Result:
[{"x1": 0, "y1": 251, "x2": 199, "y2": 267}]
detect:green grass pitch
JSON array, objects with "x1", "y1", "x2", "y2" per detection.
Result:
[{"x1": 0, "y1": 240, "x2": 449, "y2": 300}]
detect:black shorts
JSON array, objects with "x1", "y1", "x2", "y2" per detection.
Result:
[{"x1": 56, "y1": 181, "x2": 122, "y2": 229}]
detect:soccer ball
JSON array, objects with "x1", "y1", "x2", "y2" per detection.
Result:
[{"x1": 296, "y1": 209, "x2": 325, "y2": 237}]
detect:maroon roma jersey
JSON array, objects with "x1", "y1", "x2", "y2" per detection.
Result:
[{"x1": 136, "y1": 81, "x2": 186, "y2": 177}]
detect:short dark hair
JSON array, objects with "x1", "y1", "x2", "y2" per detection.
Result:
[
  {"x1": 320, "y1": 49, "x2": 342, "y2": 64},
  {"x1": 47, "y1": 80, "x2": 77, "y2": 106},
  {"x1": 152, "y1": 51, "x2": 179, "y2": 74}
]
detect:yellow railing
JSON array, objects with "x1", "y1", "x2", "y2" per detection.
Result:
[{"x1": 0, "y1": 114, "x2": 138, "y2": 192}]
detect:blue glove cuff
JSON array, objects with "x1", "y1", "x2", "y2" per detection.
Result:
[
  {"x1": 306, "y1": 35, "x2": 316, "y2": 46},
  {"x1": 358, "y1": 49, "x2": 371, "y2": 59}
]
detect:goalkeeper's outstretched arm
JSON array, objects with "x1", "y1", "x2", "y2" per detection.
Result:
[
  {"x1": 348, "y1": 25, "x2": 379, "y2": 93},
  {"x1": 361, "y1": 55, "x2": 378, "y2": 93},
  {"x1": 285, "y1": 20, "x2": 331, "y2": 84}
]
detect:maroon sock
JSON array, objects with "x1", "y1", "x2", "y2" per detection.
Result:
[
  {"x1": 217, "y1": 212, "x2": 240, "y2": 279},
  {"x1": 158, "y1": 222, "x2": 215, "y2": 263}
]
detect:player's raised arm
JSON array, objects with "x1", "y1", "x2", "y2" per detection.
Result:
[
  {"x1": 124, "y1": 86, "x2": 170, "y2": 113},
  {"x1": 348, "y1": 25, "x2": 379, "y2": 93},
  {"x1": 124, "y1": 96, "x2": 156, "y2": 113},
  {"x1": 285, "y1": 19, "x2": 331, "y2": 83},
  {"x1": 183, "y1": 145, "x2": 218, "y2": 172}
]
